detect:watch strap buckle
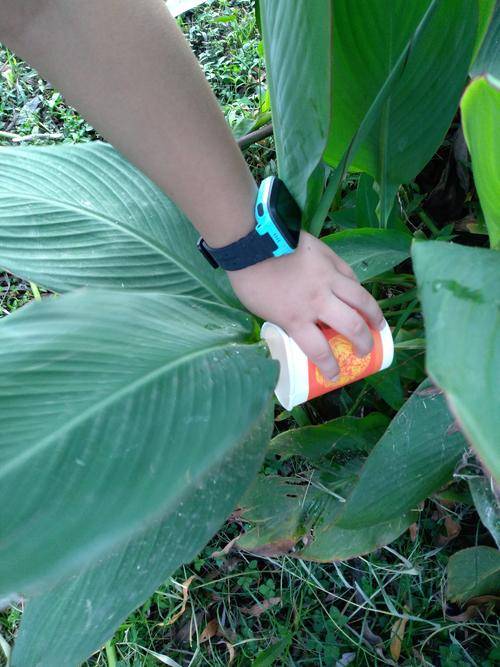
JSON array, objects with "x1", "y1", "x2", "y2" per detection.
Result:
[{"x1": 197, "y1": 237, "x2": 219, "y2": 268}]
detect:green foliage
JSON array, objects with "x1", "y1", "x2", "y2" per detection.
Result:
[
  {"x1": 269, "y1": 413, "x2": 389, "y2": 461},
  {"x1": 324, "y1": 0, "x2": 477, "y2": 223},
  {"x1": 322, "y1": 228, "x2": 411, "y2": 282},
  {"x1": 0, "y1": 290, "x2": 276, "y2": 598},
  {"x1": 261, "y1": 0, "x2": 481, "y2": 225},
  {"x1": 259, "y1": 0, "x2": 330, "y2": 209},
  {"x1": 1, "y1": 0, "x2": 499, "y2": 664},
  {"x1": 11, "y1": 409, "x2": 273, "y2": 667},
  {"x1": 413, "y1": 241, "x2": 500, "y2": 482},
  {"x1": 0, "y1": 142, "x2": 235, "y2": 302},
  {"x1": 461, "y1": 77, "x2": 500, "y2": 248},
  {"x1": 447, "y1": 547, "x2": 500, "y2": 602},
  {"x1": 238, "y1": 381, "x2": 466, "y2": 560},
  {"x1": 468, "y1": 475, "x2": 500, "y2": 548},
  {"x1": 471, "y1": 0, "x2": 499, "y2": 78}
]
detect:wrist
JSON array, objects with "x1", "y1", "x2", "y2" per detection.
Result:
[{"x1": 197, "y1": 176, "x2": 301, "y2": 272}]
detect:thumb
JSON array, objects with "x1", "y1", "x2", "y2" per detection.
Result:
[{"x1": 288, "y1": 323, "x2": 339, "y2": 381}]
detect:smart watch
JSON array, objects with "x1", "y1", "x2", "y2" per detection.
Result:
[{"x1": 197, "y1": 176, "x2": 301, "y2": 271}]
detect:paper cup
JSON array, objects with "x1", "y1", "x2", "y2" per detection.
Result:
[{"x1": 261, "y1": 320, "x2": 394, "y2": 410}]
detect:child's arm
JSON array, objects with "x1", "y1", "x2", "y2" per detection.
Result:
[{"x1": 1, "y1": 0, "x2": 383, "y2": 379}]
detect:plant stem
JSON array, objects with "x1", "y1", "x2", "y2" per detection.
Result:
[
  {"x1": 29, "y1": 281, "x2": 42, "y2": 301},
  {"x1": 105, "y1": 640, "x2": 118, "y2": 667}
]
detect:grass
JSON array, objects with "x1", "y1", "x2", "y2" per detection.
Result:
[{"x1": 0, "y1": 1, "x2": 498, "y2": 666}]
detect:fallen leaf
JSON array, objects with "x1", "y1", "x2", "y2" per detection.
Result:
[
  {"x1": 211, "y1": 536, "x2": 239, "y2": 558},
  {"x1": 239, "y1": 539, "x2": 296, "y2": 557},
  {"x1": 446, "y1": 605, "x2": 479, "y2": 622},
  {"x1": 446, "y1": 595, "x2": 500, "y2": 621},
  {"x1": 467, "y1": 594, "x2": 500, "y2": 606},
  {"x1": 408, "y1": 523, "x2": 419, "y2": 542},
  {"x1": 166, "y1": 575, "x2": 198, "y2": 626},
  {"x1": 243, "y1": 596, "x2": 281, "y2": 617},
  {"x1": 437, "y1": 516, "x2": 461, "y2": 545},
  {"x1": 224, "y1": 641, "x2": 236, "y2": 664},
  {"x1": 390, "y1": 610, "x2": 409, "y2": 661},
  {"x1": 362, "y1": 623, "x2": 383, "y2": 646},
  {"x1": 199, "y1": 618, "x2": 219, "y2": 643}
]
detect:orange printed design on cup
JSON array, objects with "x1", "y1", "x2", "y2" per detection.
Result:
[{"x1": 307, "y1": 325, "x2": 384, "y2": 400}]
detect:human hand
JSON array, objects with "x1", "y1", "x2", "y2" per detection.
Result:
[{"x1": 227, "y1": 231, "x2": 385, "y2": 380}]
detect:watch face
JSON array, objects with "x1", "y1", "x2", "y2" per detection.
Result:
[{"x1": 269, "y1": 178, "x2": 302, "y2": 247}]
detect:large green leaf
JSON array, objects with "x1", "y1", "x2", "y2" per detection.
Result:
[
  {"x1": 333, "y1": 380, "x2": 466, "y2": 529},
  {"x1": 322, "y1": 228, "x2": 411, "y2": 282},
  {"x1": 12, "y1": 408, "x2": 272, "y2": 667},
  {"x1": 412, "y1": 241, "x2": 500, "y2": 482},
  {"x1": 461, "y1": 77, "x2": 500, "y2": 249},
  {"x1": 447, "y1": 547, "x2": 500, "y2": 603},
  {"x1": 259, "y1": 0, "x2": 330, "y2": 211},
  {"x1": 269, "y1": 413, "x2": 389, "y2": 462},
  {"x1": 237, "y1": 472, "x2": 416, "y2": 562},
  {"x1": 237, "y1": 380, "x2": 463, "y2": 559},
  {"x1": 0, "y1": 142, "x2": 233, "y2": 303},
  {"x1": 324, "y1": 0, "x2": 478, "y2": 222},
  {"x1": 468, "y1": 476, "x2": 500, "y2": 549},
  {"x1": 0, "y1": 290, "x2": 276, "y2": 597},
  {"x1": 471, "y1": 0, "x2": 499, "y2": 78}
]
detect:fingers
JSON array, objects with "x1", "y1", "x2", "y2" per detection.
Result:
[
  {"x1": 332, "y1": 255, "x2": 357, "y2": 281},
  {"x1": 289, "y1": 323, "x2": 339, "y2": 380},
  {"x1": 332, "y1": 275, "x2": 385, "y2": 331},
  {"x1": 320, "y1": 294, "x2": 374, "y2": 357}
]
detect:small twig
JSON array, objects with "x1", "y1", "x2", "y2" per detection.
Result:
[
  {"x1": 237, "y1": 122, "x2": 273, "y2": 150},
  {"x1": 0, "y1": 130, "x2": 21, "y2": 140},
  {"x1": 0, "y1": 130, "x2": 63, "y2": 143}
]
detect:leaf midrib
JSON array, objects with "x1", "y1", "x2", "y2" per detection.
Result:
[
  {"x1": 0, "y1": 190, "x2": 227, "y2": 304},
  {"x1": 0, "y1": 340, "x2": 251, "y2": 480}
]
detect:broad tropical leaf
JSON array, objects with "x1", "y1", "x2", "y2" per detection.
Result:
[
  {"x1": 324, "y1": 0, "x2": 478, "y2": 222},
  {"x1": 447, "y1": 547, "x2": 500, "y2": 603},
  {"x1": 237, "y1": 474, "x2": 416, "y2": 562},
  {"x1": 259, "y1": 0, "x2": 330, "y2": 211},
  {"x1": 237, "y1": 380, "x2": 463, "y2": 559},
  {"x1": 322, "y1": 228, "x2": 411, "y2": 282},
  {"x1": 0, "y1": 143, "x2": 233, "y2": 303},
  {"x1": 468, "y1": 476, "x2": 500, "y2": 549},
  {"x1": 0, "y1": 290, "x2": 276, "y2": 597},
  {"x1": 12, "y1": 409, "x2": 272, "y2": 667},
  {"x1": 461, "y1": 77, "x2": 500, "y2": 249},
  {"x1": 333, "y1": 380, "x2": 466, "y2": 529},
  {"x1": 269, "y1": 413, "x2": 389, "y2": 462},
  {"x1": 413, "y1": 241, "x2": 500, "y2": 482},
  {"x1": 471, "y1": 1, "x2": 499, "y2": 78}
]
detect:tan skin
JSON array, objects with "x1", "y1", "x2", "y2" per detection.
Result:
[{"x1": 1, "y1": 0, "x2": 384, "y2": 380}]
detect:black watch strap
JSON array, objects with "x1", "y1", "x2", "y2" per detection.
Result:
[{"x1": 197, "y1": 229, "x2": 277, "y2": 271}]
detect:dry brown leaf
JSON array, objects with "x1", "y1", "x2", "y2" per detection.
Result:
[
  {"x1": 240, "y1": 539, "x2": 296, "y2": 557},
  {"x1": 390, "y1": 611, "x2": 409, "y2": 661},
  {"x1": 211, "y1": 536, "x2": 239, "y2": 558},
  {"x1": 467, "y1": 594, "x2": 500, "y2": 606},
  {"x1": 446, "y1": 595, "x2": 500, "y2": 621},
  {"x1": 166, "y1": 575, "x2": 198, "y2": 626},
  {"x1": 446, "y1": 605, "x2": 479, "y2": 622},
  {"x1": 199, "y1": 618, "x2": 219, "y2": 643},
  {"x1": 362, "y1": 623, "x2": 383, "y2": 646},
  {"x1": 224, "y1": 641, "x2": 236, "y2": 664},
  {"x1": 437, "y1": 516, "x2": 461, "y2": 545},
  {"x1": 243, "y1": 596, "x2": 281, "y2": 617},
  {"x1": 408, "y1": 523, "x2": 419, "y2": 542}
]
